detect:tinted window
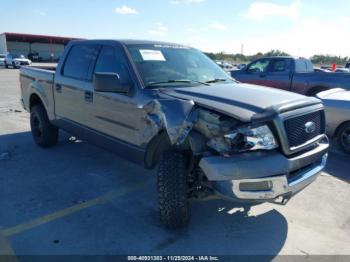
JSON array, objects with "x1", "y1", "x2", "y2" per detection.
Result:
[
  {"x1": 63, "y1": 45, "x2": 99, "y2": 80},
  {"x1": 247, "y1": 59, "x2": 270, "y2": 73},
  {"x1": 94, "y1": 46, "x2": 132, "y2": 85},
  {"x1": 270, "y1": 59, "x2": 291, "y2": 72}
]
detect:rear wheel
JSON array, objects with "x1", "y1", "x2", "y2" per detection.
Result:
[
  {"x1": 157, "y1": 150, "x2": 190, "y2": 229},
  {"x1": 30, "y1": 105, "x2": 59, "y2": 147},
  {"x1": 337, "y1": 123, "x2": 350, "y2": 154}
]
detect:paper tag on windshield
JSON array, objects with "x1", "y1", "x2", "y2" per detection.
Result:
[{"x1": 139, "y1": 49, "x2": 166, "y2": 61}]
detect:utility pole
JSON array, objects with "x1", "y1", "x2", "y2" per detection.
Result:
[{"x1": 241, "y1": 44, "x2": 244, "y2": 55}]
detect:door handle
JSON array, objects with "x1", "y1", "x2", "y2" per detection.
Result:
[
  {"x1": 55, "y1": 84, "x2": 62, "y2": 92},
  {"x1": 84, "y1": 91, "x2": 93, "y2": 103}
]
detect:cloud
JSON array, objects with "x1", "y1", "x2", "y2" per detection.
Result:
[
  {"x1": 149, "y1": 23, "x2": 168, "y2": 36},
  {"x1": 190, "y1": 16, "x2": 350, "y2": 57},
  {"x1": 170, "y1": 0, "x2": 204, "y2": 4},
  {"x1": 114, "y1": 5, "x2": 138, "y2": 15},
  {"x1": 208, "y1": 22, "x2": 227, "y2": 31},
  {"x1": 244, "y1": 1, "x2": 302, "y2": 20}
]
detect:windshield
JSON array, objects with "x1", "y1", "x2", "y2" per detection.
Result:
[
  {"x1": 0, "y1": 55, "x2": 5, "y2": 59},
  {"x1": 126, "y1": 44, "x2": 232, "y2": 87}
]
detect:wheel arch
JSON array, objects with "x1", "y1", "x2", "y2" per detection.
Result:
[
  {"x1": 334, "y1": 120, "x2": 350, "y2": 138},
  {"x1": 29, "y1": 93, "x2": 44, "y2": 111},
  {"x1": 144, "y1": 130, "x2": 172, "y2": 169},
  {"x1": 306, "y1": 86, "x2": 330, "y2": 96},
  {"x1": 144, "y1": 129, "x2": 202, "y2": 169}
]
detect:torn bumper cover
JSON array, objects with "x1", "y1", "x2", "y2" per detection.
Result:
[{"x1": 199, "y1": 140, "x2": 329, "y2": 202}]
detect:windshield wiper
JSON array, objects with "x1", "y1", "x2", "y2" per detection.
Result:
[
  {"x1": 205, "y1": 78, "x2": 232, "y2": 84},
  {"x1": 145, "y1": 79, "x2": 210, "y2": 88}
]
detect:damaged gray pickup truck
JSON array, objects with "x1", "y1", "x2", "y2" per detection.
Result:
[{"x1": 20, "y1": 40, "x2": 329, "y2": 228}]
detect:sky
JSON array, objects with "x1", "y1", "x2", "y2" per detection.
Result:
[{"x1": 1, "y1": 0, "x2": 350, "y2": 57}]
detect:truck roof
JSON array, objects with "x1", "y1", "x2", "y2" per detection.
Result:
[
  {"x1": 69, "y1": 39, "x2": 191, "y2": 48},
  {"x1": 261, "y1": 56, "x2": 309, "y2": 60}
]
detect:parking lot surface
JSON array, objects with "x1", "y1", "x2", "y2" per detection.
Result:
[{"x1": 0, "y1": 69, "x2": 349, "y2": 257}]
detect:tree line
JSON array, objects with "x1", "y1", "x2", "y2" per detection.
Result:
[{"x1": 205, "y1": 50, "x2": 349, "y2": 65}]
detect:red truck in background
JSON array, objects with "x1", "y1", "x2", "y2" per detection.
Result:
[{"x1": 230, "y1": 57, "x2": 350, "y2": 96}]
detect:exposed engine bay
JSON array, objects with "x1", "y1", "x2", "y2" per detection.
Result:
[
  {"x1": 190, "y1": 107, "x2": 278, "y2": 157},
  {"x1": 143, "y1": 99, "x2": 278, "y2": 158}
]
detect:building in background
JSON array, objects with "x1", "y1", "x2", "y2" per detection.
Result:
[{"x1": 0, "y1": 32, "x2": 80, "y2": 62}]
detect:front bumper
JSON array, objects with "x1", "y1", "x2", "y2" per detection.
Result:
[{"x1": 199, "y1": 138, "x2": 329, "y2": 202}]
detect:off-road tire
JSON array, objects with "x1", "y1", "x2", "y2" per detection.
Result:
[
  {"x1": 157, "y1": 150, "x2": 190, "y2": 229},
  {"x1": 30, "y1": 105, "x2": 59, "y2": 147},
  {"x1": 337, "y1": 122, "x2": 350, "y2": 154}
]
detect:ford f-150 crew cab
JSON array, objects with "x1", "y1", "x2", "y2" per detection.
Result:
[
  {"x1": 231, "y1": 56, "x2": 350, "y2": 96},
  {"x1": 20, "y1": 40, "x2": 329, "y2": 228}
]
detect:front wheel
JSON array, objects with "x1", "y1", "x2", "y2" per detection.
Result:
[
  {"x1": 337, "y1": 123, "x2": 350, "y2": 154},
  {"x1": 30, "y1": 105, "x2": 59, "y2": 147},
  {"x1": 157, "y1": 150, "x2": 190, "y2": 229}
]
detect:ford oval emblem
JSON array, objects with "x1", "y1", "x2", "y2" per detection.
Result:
[{"x1": 305, "y1": 121, "x2": 316, "y2": 134}]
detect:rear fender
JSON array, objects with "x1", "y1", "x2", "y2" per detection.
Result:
[{"x1": 28, "y1": 82, "x2": 53, "y2": 119}]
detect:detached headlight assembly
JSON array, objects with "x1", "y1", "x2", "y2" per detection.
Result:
[{"x1": 224, "y1": 125, "x2": 278, "y2": 152}]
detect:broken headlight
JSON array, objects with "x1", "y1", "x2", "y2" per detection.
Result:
[{"x1": 224, "y1": 125, "x2": 278, "y2": 152}]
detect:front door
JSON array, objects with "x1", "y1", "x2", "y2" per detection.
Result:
[
  {"x1": 87, "y1": 45, "x2": 141, "y2": 146},
  {"x1": 241, "y1": 58, "x2": 271, "y2": 86},
  {"x1": 263, "y1": 58, "x2": 292, "y2": 91}
]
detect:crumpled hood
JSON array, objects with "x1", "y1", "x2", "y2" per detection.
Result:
[{"x1": 159, "y1": 82, "x2": 321, "y2": 122}]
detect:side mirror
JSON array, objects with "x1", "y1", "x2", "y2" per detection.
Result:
[{"x1": 93, "y1": 72, "x2": 131, "y2": 94}]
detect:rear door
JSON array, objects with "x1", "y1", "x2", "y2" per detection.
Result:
[{"x1": 54, "y1": 44, "x2": 100, "y2": 125}]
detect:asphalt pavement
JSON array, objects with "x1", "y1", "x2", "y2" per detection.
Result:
[{"x1": 0, "y1": 68, "x2": 349, "y2": 258}]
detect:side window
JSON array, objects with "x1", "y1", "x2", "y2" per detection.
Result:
[
  {"x1": 94, "y1": 46, "x2": 132, "y2": 85},
  {"x1": 305, "y1": 60, "x2": 314, "y2": 72},
  {"x1": 270, "y1": 59, "x2": 291, "y2": 72},
  {"x1": 63, "y1": 45, "x2": 99, "y2": 80},
  {"x1": 247, "y1": 59, "x2": 270, "y2": 73},
  {"x1": 295, "y1": 59, "x2": 308, "y2": 73}
]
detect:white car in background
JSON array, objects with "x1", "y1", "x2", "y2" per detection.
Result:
[
  {"x1": 334, "y1": 68, "x2": 350, "y2": 73},
  {"x1": 0, "y1": 54, "x2": 5, "y2": 66},
  {"x1": 5, "y1": 54, "x2": 32, "y2": 68}
]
